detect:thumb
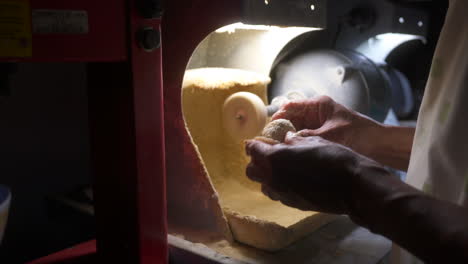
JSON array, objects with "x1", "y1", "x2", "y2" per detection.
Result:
[
  {"x1": 296, "y1": 129, "x2": 321, "y2": 137},
  {"x1": 245, "y1": 139, "x2": 273, "y2": 163},
  {"x1": 284, "y1": 131, "x2": 308, "y2": 144},
  {"x1": 284, "y1": 129, "x2": 324, "y2": 144}
]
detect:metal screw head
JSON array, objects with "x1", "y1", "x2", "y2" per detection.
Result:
[{"x1": 137, "y1": 27, "x2": 161, "y2": 52}]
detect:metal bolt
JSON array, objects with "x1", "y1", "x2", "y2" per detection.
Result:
[{"x1": 138, "y1": 27, "x2": 161, "y2": 52}]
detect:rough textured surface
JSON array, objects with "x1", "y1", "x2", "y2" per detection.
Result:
[
  {"x1": 183, "y1": 68, "x2": 269, "y2": 191},
  {"x1": 183, "y1": 68, "x2": 270, "y2": 90},
  {"x1": 261, "y1": 119, "x2": 296, "y2": 142},
  {"x1": 170, "y1": 217, "x2": 392, "y2": 264},
  {"x1": 182, "y1": 68, "x2": 336, "y2": 251}
]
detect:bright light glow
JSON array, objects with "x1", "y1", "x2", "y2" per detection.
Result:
[
  {"x1": 357, "y1": 33, "x2": 426, "y2": 63},
  {"x1": 198, "y1": 23, "x2": 321, "y2": 75},
  {"x1": 374, "y1": 33, "x2": 425, "y2": 43},
  {"x1": 264, "y1": 0, "x2": 269, "y2": 5},
  {"x1": 418, "y1": 21, "x2": 424, "y2": 27},
  {"x1": 310, "y1": 4, "x2": 315, "y2": 10},
  {"x1": 215, "y1": 22, "x2": 319, "y2": 34},
  {"x1": 399, "y1": 17, "x2": 405, "y2": 24}
]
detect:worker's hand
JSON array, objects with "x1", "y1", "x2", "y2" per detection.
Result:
[
  {"x1": 245, "y1": 132, "x2": 390, "y2": 215},
  {"x1": 272, "y1": 96, "x2": 383, "y2": 158}
]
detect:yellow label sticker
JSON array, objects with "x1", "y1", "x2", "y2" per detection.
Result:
[{"x1": 0, "y1": 0, "x2": 32, "y2": 58}]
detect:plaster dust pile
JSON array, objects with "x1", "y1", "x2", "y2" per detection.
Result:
[{"x1": 182, "y1": 68, "x2": 335, "y2": 251}]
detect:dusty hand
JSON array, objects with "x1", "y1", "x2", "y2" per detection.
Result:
[
  {"x1": 245, "y1": 132, "x2": 390, "y2": 215},
  {"x1": 272, "y1": 96, "x2": 383, "y2": 158}
]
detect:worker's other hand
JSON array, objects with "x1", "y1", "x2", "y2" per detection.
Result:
[
  {"x1": 245, "y1": 132, "x2": 390, "y2": 215},
  {"x1": 272, "y1": 96, "x2": 383, "y2": 158}
]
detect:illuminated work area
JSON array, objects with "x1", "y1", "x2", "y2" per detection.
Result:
[{"x1": 166, "y1": 0, "x2": 450, "y2": 263}]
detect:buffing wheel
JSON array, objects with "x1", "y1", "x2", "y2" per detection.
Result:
[{"x1": 223, "y1": 92, "x2": 268, "y2": 140}]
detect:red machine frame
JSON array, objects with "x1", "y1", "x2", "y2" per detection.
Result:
[{"x1": 2, "y1": 0, "x2": 166, "y2": 263}]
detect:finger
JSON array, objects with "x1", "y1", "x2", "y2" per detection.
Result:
[
  {"x1": 261, "y1": 184, "x2": 293, "y2": 203},
  {"x1": 271, "y1": 100, "x2": 305, "y2": 120},
  {"x1": 314, "y1": 95, "x2": 335, "y2": 105},
  {"x1": 245, "y1": 139, "x2": 273, "y2": 160},
  {"x1": 246, "y1": 163, "x2": 269, "y2": 183},
  {"x1": 261, "y1": 184, "x2": 281, "y2": 201},
  {"x1": 296, "y1": 129, "x2": 320, "y2": 137},
  {"x1": 263, "y1": 186, "x2": 315, "y2": 211},
  {"x1": 284, "y1": 130, "x2": 321, "y2": 144},
  {"x1": 284, "y1": 131, "x2": 304, "y2": 144},
  {"x1": 272, "y1": 98, "x2": 328, "y2": 130},
  {"x1": 271, "y1": 101, "x2": 308, "y2": 129},
  {"x1": 284, "y1": 132, "x2": 330, "y2": 149},
  {"x1": 252, "y1": 136, "x2": 280, "y2": 146},
  {"x1": 245, "y1": 140, "x2": 275, "y2": 183}
]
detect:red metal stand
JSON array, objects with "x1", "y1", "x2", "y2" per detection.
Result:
[
  {"x1": 1, "y1": 1, "x2": 167, "y2": 263},
  {"x1": 27, "y1": 240, "x2": 97, "y2": 264}
]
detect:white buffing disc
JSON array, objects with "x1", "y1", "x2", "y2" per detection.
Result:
[{"x1": 223, "y1": 92, "x2": 267, "y2": 140}]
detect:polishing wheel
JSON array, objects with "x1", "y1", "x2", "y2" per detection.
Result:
[
  {"x1": 222, "y1": 92, "x2": 268, "y2": 141},
  {"x1": 270, "y1": 49, "x2": 391, "y2": 122}
]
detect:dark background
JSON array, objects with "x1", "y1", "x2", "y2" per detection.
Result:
[{"x1": 0, "y1": 63, "x2": 94, "y2": 263}]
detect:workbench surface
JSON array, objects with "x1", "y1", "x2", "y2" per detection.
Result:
[{"x1": 170, "y1": 216, "x2": 391, "y2": 264}]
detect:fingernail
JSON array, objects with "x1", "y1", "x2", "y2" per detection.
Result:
[{"x1": 284, "y1": 131, "x2": 297, "y2": 143}]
